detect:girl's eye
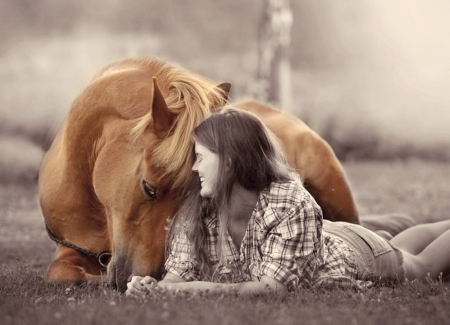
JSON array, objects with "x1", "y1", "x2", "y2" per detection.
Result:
[{"x1": 142, "y1": 180, "x2": 157, "y2": 200}]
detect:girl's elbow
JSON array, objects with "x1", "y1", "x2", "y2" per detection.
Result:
[
  {"x1": 272, "y1": 283, "x2": 287, "y2": 295},
  {"x1": 260, "y1": 276, "x2": 288, "y2": 295}
]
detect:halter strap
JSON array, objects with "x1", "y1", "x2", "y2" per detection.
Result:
[{"x1": 45, "y1": 224, "x2": 112, "y2": 268}]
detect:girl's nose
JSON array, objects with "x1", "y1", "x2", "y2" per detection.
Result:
[{"x1": 192, "y1": 159, "x2": 198, "y2": 172}]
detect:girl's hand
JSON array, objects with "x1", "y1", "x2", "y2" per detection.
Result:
[{"x1": 125, "y1": 275, "x2": 158, "y2": 298}]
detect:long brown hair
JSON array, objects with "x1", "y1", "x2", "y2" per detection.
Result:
[{"x1": 166, "y1": 107, "x2": 299, "y2": 279}]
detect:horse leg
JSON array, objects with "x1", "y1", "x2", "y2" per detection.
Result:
[
  {"x1": 359, "y1": 213, "x2": 417, "y2": 239},
  {"x1": 401, "y1": 228, "x2": 450, "y2": 279},
  {"x1": 45, "y1": 245, "x2": 106, "y2": 285}
]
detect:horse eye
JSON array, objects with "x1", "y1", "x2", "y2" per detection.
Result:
[{"x1": 142, "y1": 180, "x2": 157, "y2": 200}]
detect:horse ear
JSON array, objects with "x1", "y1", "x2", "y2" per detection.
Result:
[
  {"x1": 217, "y1": 82, "x2": 231, "y2": 101},
  {"x1": 152, "y1": 77, "x2": 173, "y2": 139}
]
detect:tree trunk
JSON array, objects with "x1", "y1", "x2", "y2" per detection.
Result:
[{"x1": 256, "y1": 0, "x2": 293, "y2": 113}]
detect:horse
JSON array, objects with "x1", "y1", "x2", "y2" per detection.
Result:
[{"x1": 39, "y1": 56, "x2": 415, "y2": 291}]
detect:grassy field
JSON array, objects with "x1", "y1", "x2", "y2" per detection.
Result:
[{"x1": 1, "y1": 160, "x2": 450, "y2": 325}]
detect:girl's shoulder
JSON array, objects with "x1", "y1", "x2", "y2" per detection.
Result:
[
  {"x1": 266, "y1": 180, "x2": 309, "y2": 201},
  {"x1": 260, "y1": 179, "x2": 318, "y2": 212},
  {"x1": 255, "y1": 180, "x2": 322, "y2": 229}
]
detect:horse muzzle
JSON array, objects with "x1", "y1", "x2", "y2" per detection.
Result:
[{"x1": 107, "y1": 254, "x2": 133, "y2": 292}]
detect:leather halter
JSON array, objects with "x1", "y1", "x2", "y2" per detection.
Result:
[{"x1": 45, "y1": 225, "x2": 112, "y2": 268}]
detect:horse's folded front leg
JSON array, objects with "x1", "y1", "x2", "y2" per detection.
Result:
[
  {"x1": 45, "y1": 245, "x2": 107, "y2": 285},
  {"x1": 360, "y1": 213, "x2": 417, "y2": 239}
]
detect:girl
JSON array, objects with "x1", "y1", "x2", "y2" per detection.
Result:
[{"x1": 126, "y1": 107, "x2": 450, "y2": 297}]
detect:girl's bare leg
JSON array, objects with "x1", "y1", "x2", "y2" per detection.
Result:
[
  {"x1": 402, "y1": 228, "x2": 450, "y2": 279},
  {"x1": 391, "y1": 219, "x2": 450, "y2": 254}
]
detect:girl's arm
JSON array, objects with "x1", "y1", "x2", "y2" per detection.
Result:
[
  {"x1": 126, "y1": 272, "x2": 286, "y2": 297},
  {"x1": 158, "y1": 275, "x2": 286, "y2": 296}
]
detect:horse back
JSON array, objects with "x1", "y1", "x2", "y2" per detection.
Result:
[{"x1": 235, "y1": 100, "x2": 359, "y2": 223}]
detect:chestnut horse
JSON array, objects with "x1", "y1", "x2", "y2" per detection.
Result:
[{"x1": 39, "y1": 57, "x2": 414, "y2": 291}]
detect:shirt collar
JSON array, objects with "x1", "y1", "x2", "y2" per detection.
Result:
[
  {"x1": 252, "y1": 185, "x2": 272, "y2": 228},
  {"x1": 204, "y1": 213, "x2": 217, "y2": 229},
  {"x1": 202, "y1": 183, "x2": 274, "y2": 230}
]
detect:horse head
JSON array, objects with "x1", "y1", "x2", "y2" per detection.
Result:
[
  {"x1": 40, "y1": 57, "x2": 230, "y2": 291},
  {"x1": 94, "y1": 77, "x2": 181, "y2": 291}
]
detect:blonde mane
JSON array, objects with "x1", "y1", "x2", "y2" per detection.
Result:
[{"x1": 100, "y1": 57, "x2": 228, "y2": 194}]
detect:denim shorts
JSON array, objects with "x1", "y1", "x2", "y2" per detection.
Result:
[{"x1": 323, "y1": 220, "x2": 405, "y2": 283}]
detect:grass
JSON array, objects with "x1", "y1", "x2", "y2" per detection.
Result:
[
  {"x1": 1, "y1": 160, "x2": 450, "y2": 325},
  {"x1": 346, "y1": 159, "x2": 450, "y2": 222}
]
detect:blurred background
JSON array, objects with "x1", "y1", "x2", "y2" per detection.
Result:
[{"x1": 1, "y1": 0, "x2": 450, "y2": 184}]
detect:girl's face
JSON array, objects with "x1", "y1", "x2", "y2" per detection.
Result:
[{"x1": 192, "y1": 141, "x2": 220, "y2": 198}]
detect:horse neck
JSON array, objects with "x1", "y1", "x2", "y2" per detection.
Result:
[{"x1": 40, "y1": 107, "x2": 110, "y2": 251}]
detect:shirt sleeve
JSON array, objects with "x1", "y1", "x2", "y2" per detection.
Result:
[
  {"x1": 314, "y1": 276, "x2": 373, "y2": 291},
  {"x1": 164, "y1": 227, "x2": 201, "y2": 281},
  {"x1": 256, "y1": 197, "x2": 323, "y2": 291}
]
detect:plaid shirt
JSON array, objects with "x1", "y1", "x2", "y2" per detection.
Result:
[{"x1": 165, "y1": 180, "x2": 369, "y2": 291}]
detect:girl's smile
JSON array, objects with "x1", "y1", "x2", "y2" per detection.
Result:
[{"x1": 192, "y1": 141, "x2": 220, "y2": 197}]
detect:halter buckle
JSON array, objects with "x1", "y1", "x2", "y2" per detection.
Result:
[{"x1": 97, "y1": 251, "x2": 112, "y2": 268}]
